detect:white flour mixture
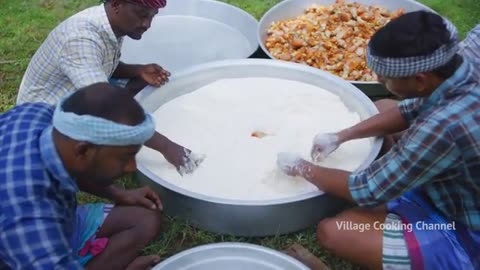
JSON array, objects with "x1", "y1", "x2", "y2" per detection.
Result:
[{"x1": 137, "y1": 78, "x2": 372, "y2": 200}]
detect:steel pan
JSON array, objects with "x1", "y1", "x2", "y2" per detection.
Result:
[
  {"x1": 152, "y1": 243, "x2": 309, "y2": 270},
  {"x1": 136, "y1": 59, "x2": 383, "y2": 236},
  {"x1": 121, "y1": 0, "x2": 258, "y2": 73},
  {"x1": 257, "y1": 0, "x2": 435, "y2": 97}
]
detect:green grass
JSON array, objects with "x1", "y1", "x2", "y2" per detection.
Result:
[
  {"x1": 1, "y1": 0, "x2": 478, "y2": 268},
  {"x1": 419, "y1": 0, "x2": 480, "y2": 37}
]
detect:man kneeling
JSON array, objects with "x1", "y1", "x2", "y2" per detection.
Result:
[{"x1": 0, "y1": 83, "x2": 163, "y2": 269}]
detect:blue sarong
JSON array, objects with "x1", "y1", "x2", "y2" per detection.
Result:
[
  {"x1": 387, "y1": 190, "x2": 480, "y2": 269},
  {"x1": 70, "y1": 203, "x2": 108, "y2": 266}
]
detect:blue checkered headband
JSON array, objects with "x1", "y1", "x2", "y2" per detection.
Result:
[
  {"x1": 53, "y1": 98, "x2": 156, "y2": 146},
  {"x1": 366, "y1": 18, "x2": 459, "y2": 78}
]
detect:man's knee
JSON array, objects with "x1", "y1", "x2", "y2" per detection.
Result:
[
  {"x1": 316, "y1": 218, "x2": 339, "y2": 250},
  {"x1": 374, "y1": 99, "x2": 398, "y2": 113},
  {"x1": 136, "y1": 208, "x2": 163, "y2": 240}
]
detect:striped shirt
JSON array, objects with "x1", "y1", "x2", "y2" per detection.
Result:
[
  {"x1": 0, "y1": 103, "x2": 82, "y2": 269},
  {"x1": 349, "y1": 60, "x2": 480, "y2": 230},
  {"x1": 16, "y1": 4, "x2": 123, "y2": 105}
]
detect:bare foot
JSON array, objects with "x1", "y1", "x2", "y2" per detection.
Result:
[
  {"x1": 125, "y1": 255, "x2": 161, "y2": 270},
  {"x1": 285, "y1": 244, "x2": 330, "y2": 270}
]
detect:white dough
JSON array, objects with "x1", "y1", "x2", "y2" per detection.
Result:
[{"x1": 136, "y1": 78, "x2": 372, "y2": 201}]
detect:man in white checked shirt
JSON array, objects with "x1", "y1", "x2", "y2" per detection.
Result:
[
  {"x1": 17, "y1": 0, "x2": 205, "y2": 174},
  {"x1": 17, "y1": 0, "x2": 169, "y2": 105}
]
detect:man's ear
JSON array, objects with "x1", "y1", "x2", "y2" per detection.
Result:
[
  {"x1": 414, "y1": 73, "x2": 429, "y2": 92},
  {"x1": 109, "y1": 0, "x2": 122, "y2": 13},
  {"x1": 73, "y1": 142, "x2": 98, "y2": 165}
]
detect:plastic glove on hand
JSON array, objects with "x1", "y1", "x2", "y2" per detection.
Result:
[
  {"x1": 310, "y1": 133, "x2": 339, "y2": 162},
  {"x1": 277, "y1": 152, "x2": 304, "y2": 177},
  {"x1": 177, "y1": 151, "x2": 206, "y2": 176}
]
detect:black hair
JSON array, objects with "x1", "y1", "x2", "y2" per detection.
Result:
[
  {"x1": 369, "y1": 11, "x2": 461, "y2": 79},
  {"x1": 61, "y1": 83, "x2": 146, "y2": 126}
]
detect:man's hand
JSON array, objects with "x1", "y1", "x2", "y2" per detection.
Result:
[
  {"x1": 144, "y1": 133, "x2": 205, "y2": 176},
  {"x1": 310, "y1": 133, "x2": 340, "y2": 162},
  {"x1": 139, "y1": 64, "x2": 170, "y2": 87},
  {"x1": 277, "y1": 152, "x2": 310, "y2": 177},
  {"x1": 114, "y1": 186, "x2": 163, "y2": 211},
  {"x1": 163, "y1": 141, "x2": 205, "y2": 176}
]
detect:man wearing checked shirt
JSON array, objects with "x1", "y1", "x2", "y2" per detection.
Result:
[
  {"x1": 17, "y1": 0, "x2": 170, "y2": 104},
  {"x1": 277, "y1": 12, "x2": 480, "y2": 270},
  {"x1": 16, "y1": 0, "x2": 204, "y2": 174},
  {"x1": 1, "y1": 83, "x2": 165, "y2": 269}
]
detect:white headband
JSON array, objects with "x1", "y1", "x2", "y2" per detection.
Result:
[
  {"x1": 367, "y1": 18, "x2": 459, "y2": 78},
  {"x1": 53, "y1": 96, "x2": 155, "y2": 146}
]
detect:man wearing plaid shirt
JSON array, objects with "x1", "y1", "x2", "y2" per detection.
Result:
[
  {"x1": 277, "y1": 12, "x2": 480, "y2": 270},
  {"x1": 17, "y1": 0, "x2": 169, "y2": 105},
  {"x1": 16, "y1": 0, "x2": 204, "y2": 175},
  {"x1": 0, "y1": 83, "x2": 166, "y2": 269}
]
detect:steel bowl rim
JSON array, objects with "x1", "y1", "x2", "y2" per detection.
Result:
[
  {"x1": 188, "y1": 0, "x2": 260, "y2": 24},
  {"x1": 157, "y1": 0, "x2": 260, "y2": 26},
  {"x1": 138, "y1": 58, "x2": 383, "y2": 207},
  {"x1": 154, "y1": 0, "x2": 260, "y2": 56},
  {"x1": 256, "y1": 0, "x2": 436, "y2": 85},
  {"x1": 154, "y1": 242, "x2": 310, "y2": 269}
]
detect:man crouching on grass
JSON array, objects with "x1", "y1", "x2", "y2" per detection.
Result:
[
  {"x1": 277, "y1": 11, "x2": 480, "y2": 270},
  {"x1": 0, "y1": 83, "x2": 164, "y2": 270}
]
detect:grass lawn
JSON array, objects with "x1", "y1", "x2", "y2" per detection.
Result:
[{"x1": 0, "y1": 0, "x2": 478, "y2": 268}]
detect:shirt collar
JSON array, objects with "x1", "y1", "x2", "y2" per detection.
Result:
[
  {"x1": 40, "y1": 126, "x2": 79, "y2": 193},
  {"x1": 99, "y1": 4, "x2": 123, "y2": 47},
  {"x1": 422, "y1": 59, "x2": 475, "y2": 109}
]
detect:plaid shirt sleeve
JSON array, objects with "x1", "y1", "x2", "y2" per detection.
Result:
[
  {"x1": 58, "y1": 36, "x2": 109, "y2": 89},
  {"x1": 460, "y1": 24, "x2": 480, "y2": 60},
  {"x1": 1, "y1": 198, "x2": 83, "y2": 269},
  {"x1": 349, "y1": 118, "x2": 459, "y2": 207},
  {"x1": 460, "y1": 24, "x2": 480, "y2": 79},
  {"x1": 398, "y1": 98, "x2": 424, "y2": 124}
]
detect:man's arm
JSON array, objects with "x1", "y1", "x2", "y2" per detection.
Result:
[
  {"x1": 311, "y1": 99, "x2": 421, "y2": 160},
  {"x1": 144, "y1": 132, "x2": 203, "y2": 174},
  {"x1": 282, "y1": 118, "x2": 458, "y2": 207},
  {"x1": 112, "y1": 62, "x2": 170, "y2": 96},
  {"x1": 111, "y1": 62, "x2": 149, "y2": 97},
  {"x1": 58, "y1": 37, "x2": 110, "y2": 89},
  {"x1": 349, "y1": 119, "x2": 458, "y2": 207},
  {"x1": 299, "y1": 162, "x2": 353, "y2": 201},
  {"x1": 336, "y1": 104, "x2": 409, "y2": 144},
  {"x1": 144, "y1": 132, "x2": 173, "y2": 155},
  {"x1": 0, "y1": 201, "x2": 83, "y2": 269},
  {"x1": 277, "y1": 153, "x2": 353, "y2": 201},
  {"x1": 111, "y1": 62, "x2": 142, "y2": 79},
  {"x1": 78, "y1": 182, "x2": 163, "y2": 210},
  {"x1": 58, "y1": 38, "x2": 150, "y2": 97}
]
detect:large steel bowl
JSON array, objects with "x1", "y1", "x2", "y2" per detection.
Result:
[
  {"x1": 257, "y1": 0, "x2": 435, "y2": 97},
  {"x1": 121, "y1": 0, "x2": 258, "y2": 73},
  {"x1": 153, "y1": 243, "x2": 309, "y2": 270},
  {"x1": 136, "y1": 59, "x2": 382, "y2": 236}
]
